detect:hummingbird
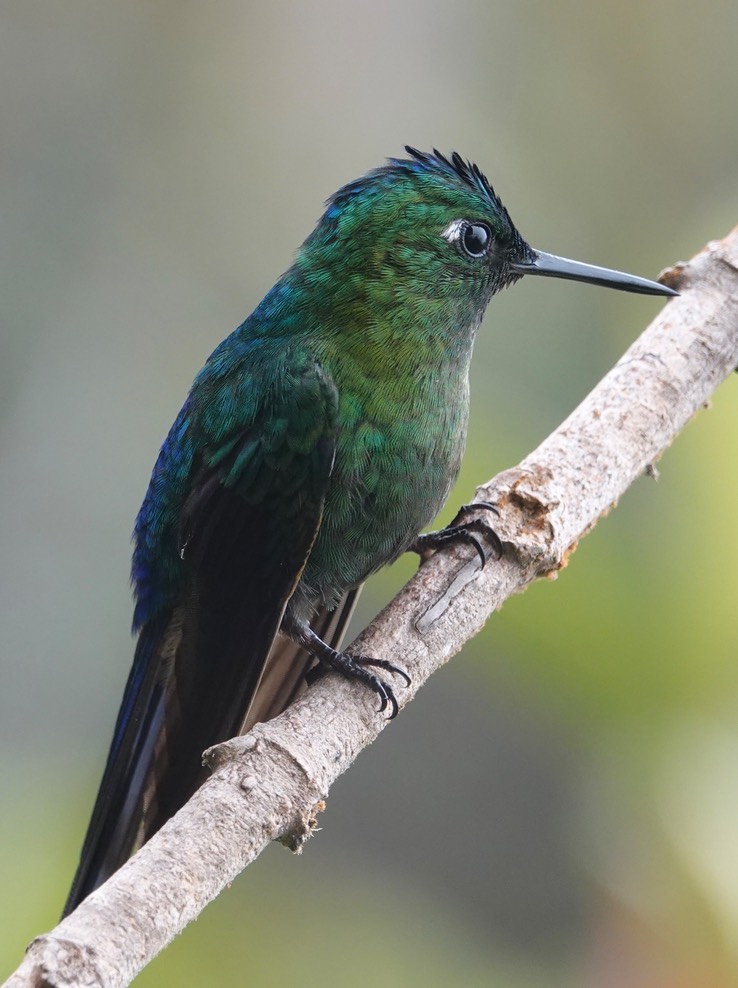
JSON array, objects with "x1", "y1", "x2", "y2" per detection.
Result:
[{"x1": 63, "y1": 147, "x2": 675, "y2": 915}]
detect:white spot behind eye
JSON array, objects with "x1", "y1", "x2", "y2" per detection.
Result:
[{"x1": 441, "y1": 219, "x2": 466, "y2": 244}]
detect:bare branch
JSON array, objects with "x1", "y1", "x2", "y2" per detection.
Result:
[{"x1": 5, "y1": 227, "x2": 738, "y2": 988}]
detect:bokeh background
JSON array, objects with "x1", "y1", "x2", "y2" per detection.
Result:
[{"x1": 2, "y1": 2, "x2": 738, "y2": 985}]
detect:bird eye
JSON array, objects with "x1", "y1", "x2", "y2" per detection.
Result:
[{"x1": 461, "y1": 223, "x2": 491, "y2": 258}]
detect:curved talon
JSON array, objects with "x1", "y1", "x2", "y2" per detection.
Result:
[
  {"x1": 356, "y1": 670, "x2": 398, "y2": 719},
  {"x1": 357, "y1": 655, "x2": 412, "y2": 687},
  {"x1": 350, "y1": 654, "x2": 409, "y2": 718},
  {"x1": 469, "y1": 533, "x2": 486, "y2": 567},
  {"x1": 411, "y1": 513, "x2": 503, "y2": 566},
  {"x1": 451, "y1": 500, "x2": 500, "y2": 525},
  {"x1": 375, "y1": 682, "x2": 395, "y2": 718},
  {"x1": 286, "y1": 617, "x2": 406, "y2": 719},
  {"x1": 462, "y1": 518, "x2": 503, "y2": 561},
  {"x1": 453, "y1": 528, "x2": 487, "y2": 567},
  {"x1": 316, "y1": 648, "x2": 406, "y2": 719}
]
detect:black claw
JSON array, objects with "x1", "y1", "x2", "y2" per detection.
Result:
[
  {"x1": 348, "y1": 667, "x2": 399, "y2": 719},
  {"x1": 411, "y1": 504, "x2": 504, "y2": 567},
  {"x1": 374, "y1": 680, "x2": 395, "y2": 718},
  {"x1": 342, "y1": 654, "x2": 408, "y2": 718},
  {"x1": 468, "y1": 532, "x2": 487, "y2": 567},
  {"x1": 357, "y1": 656, "x2": 412, "y2": 688},
  {"x1": 285, "y1": 616, "x2": 408, "y2": 720},
  {"x1": 313, "y1": 646, "x2": 407, "y2": 718},
  {"x1": 450, "y1": 500, "x2": 500, "y2": 526},
  {"x1": 464, "y1": 519, "x2": 503, "y2": 561}
]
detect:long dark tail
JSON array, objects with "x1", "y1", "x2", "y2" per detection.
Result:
[{"x1": 62, "y1": 588, "x2": 361, "y2": 917}]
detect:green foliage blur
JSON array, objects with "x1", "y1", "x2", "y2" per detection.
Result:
[{"x1": 2, "y1": 2, "x2": 737, "y2": 985}]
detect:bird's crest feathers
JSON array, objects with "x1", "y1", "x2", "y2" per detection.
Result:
[
  {"x1": 402, "y1": 147, "x2": 508, "y2": 216},
  {"x1": 325, "y1": 146, "x2": 515, "y2": 229}
]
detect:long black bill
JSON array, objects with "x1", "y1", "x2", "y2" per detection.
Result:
[{"x1": 512, "y1": 249, "x2": 677, "y2": 297}]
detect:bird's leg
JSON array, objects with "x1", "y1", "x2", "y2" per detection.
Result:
[
  {"x1": 410, "y1": 501, "x2": 503, "y2": 567},
  {"x1": 282, "y1": 613, "x2": 410, "y2": 719}
]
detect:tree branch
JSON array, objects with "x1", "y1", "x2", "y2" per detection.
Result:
[{"x1": 5, "y1": 227, "x2": 738, "y2": 988}]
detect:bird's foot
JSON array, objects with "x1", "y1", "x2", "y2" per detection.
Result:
[
  {"x1": 411, "y1": 501, "x2": 503, "y2": 567},
  {"x1": 317, "y1": 645, "x2": 409, "y2": 718},
  {"x1": 285, "y1": 617, "x2": 410, "y2": 718}
]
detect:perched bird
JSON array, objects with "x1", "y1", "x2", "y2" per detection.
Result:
[{"x1": 64, "y1": 147, "x2": 675, "y2": 916}]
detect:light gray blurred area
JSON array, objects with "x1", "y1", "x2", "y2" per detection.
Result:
[{"x1": 2, "y1": 4, "x2": 738, "y2": 986}]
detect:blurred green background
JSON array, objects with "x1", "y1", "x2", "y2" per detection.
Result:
[{"x1": 2, "y1": 2, "x2": 738, "y2": 985}]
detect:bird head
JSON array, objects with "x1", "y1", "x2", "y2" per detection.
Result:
[
  {"x1": 285, "y1": 148, "x2": 676, "y2": 361},
  {"x1": 298, "y1": 148, "x2": 675, "y2": 316}
]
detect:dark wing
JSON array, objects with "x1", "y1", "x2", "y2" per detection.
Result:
[{"x1": 63, "y1": 359, "x2": 339, "y2": 916}]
